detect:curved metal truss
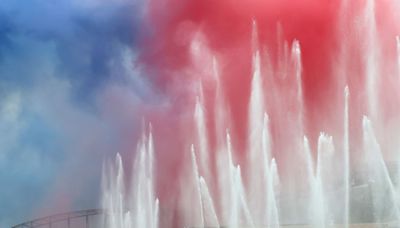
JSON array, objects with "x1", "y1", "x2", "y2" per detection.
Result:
[{"x1": 12, "y1": 209, "x2": 104, "y2": 228}]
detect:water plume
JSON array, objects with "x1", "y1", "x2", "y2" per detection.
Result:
[{"x1": 102, "y1": 0, "x2": 400, "y2": 227}]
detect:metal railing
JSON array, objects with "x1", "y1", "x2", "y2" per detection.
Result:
[{"x1": 12, "y1": 209, "x2": 104, "y2": 228}]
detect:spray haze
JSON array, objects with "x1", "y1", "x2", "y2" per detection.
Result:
[{"x1": 3, "y1": 0, "x2": 400, "y2": 227}]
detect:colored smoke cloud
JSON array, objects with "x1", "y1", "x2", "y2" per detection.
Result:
[
  {"x1": 0, "y1": 0, "x2": 160, "y2": 226},
  {"x1": 137, "y1": 0, "x2": 400, "y2": 225},
  {"x1": 2, "y1": 0, "x2": 400, "y2": 227}
]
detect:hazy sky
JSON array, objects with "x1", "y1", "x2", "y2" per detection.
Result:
[
  {"x1": 0, "y1": 0, "x2": 156, "y2": 226},
  {"x1": 2, "y1": 0, "x2": 400, "y2": 227}
]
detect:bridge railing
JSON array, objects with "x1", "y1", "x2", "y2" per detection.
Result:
[{"x1": 12, "y1": 209, "x2": 104, "y2": 228}]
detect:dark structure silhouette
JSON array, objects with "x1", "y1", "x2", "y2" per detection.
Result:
[{"x1": 12, "y1": 209, "x2": 104, "y2": 228}]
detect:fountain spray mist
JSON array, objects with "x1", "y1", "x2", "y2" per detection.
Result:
[{"x1": 102, "y1": 0, "x2": 400, "y2": 227}]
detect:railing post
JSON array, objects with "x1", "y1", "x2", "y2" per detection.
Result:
[{"x1": 104, "y1": 213, "x2": 108, "y2": 228}]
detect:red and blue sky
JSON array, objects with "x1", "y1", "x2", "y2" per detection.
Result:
[{"x1": 1, "y1": 0, "x2": 400, "y2": 227}]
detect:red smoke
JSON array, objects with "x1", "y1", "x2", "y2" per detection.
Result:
[
  {"x1": 138, "y1": 0, "x2": 400, "y2": 225},
  {"x1": 142, "y1": 0, "x2": 339, "y2": 148}
]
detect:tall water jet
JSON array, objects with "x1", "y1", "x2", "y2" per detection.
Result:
[
  {"x1": 102, "y1": 154, "x2": 125, "y2": 228},
  {"x1": 343, "y1": 86, "x2": 350, "y2": 227},
  {"x1": 247, "y1": 20, "x2": 270, "y2": 225},
  {"x1": 284, "y1": 39, "x2": 305, "y2": 224},
  {"x1": 317, "y1": 133, "x2": 335, "y2": 227},
  {"x1": 190, "y1": 145, "x2": 205, "y2": 227},
  {"x1": 194, "y1": 92, "x2": 210, "y2": 182},
  {"x1": 291, "y1": 40, "x2": 303, "y2": 109},
  {"x1": 303, "y1": 133, "x2": 335, "y2": 227},
  {"x1": 267, "y1": 158, "x2": 280, "y2": 228},
  {"x1": 133, "y1": 131, "x2": 159, "y2": 228},
  {"x1": 362, "y1": 116, "x2": 400, "y2": 223},
  {"x1": 224, "y1": 132, "x2": 254, "y2": 228},
  {"x1": 303, "y1": 136, "x2": 319, "y2": 227},
  {"x1": 199, "y1": 176, "x2": 220, "y2": 227},
  {"x1": 216, "y1": 131, "x2": 231, "y2": 225},
  {"x1": 362, "y1": 0, "x2": 380, "y2": 120},
  {"x1": 103, "y1": 130, "x2": 159, "y2": 228},
  {"x1": 212, "y1": 57, "x2": 226, "y2": 146}
]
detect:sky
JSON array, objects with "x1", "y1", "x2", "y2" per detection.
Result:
[
  {"x1": 0, "y1": 0, "x2": 159, "y2": 226},
  {"x1": 1, "y1": 0, "x2": 400, "y2": 227}
]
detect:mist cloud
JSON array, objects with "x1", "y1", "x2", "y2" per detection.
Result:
[{"x1": 0, "y1": 0, "x2": 155, "y2": 226}]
